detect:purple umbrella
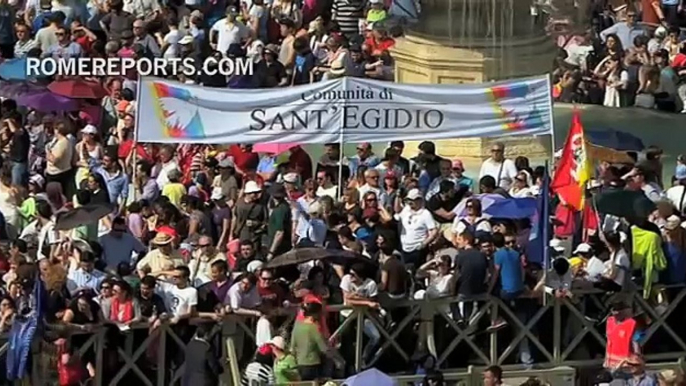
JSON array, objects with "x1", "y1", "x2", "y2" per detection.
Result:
[
  {"x1": 18, "y1": 91, "x2": 79, "y2": 112},
  {"x1": 0, "y1": 81, "x2": 47, "y2": 99}
]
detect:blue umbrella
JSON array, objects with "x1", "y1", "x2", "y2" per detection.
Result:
[
  {"x1": 343, "y1": 368, "x2": 396, "y2": 386},
  {"x1": 0, "y1": 58, "x2": 28, "y2": 81},
  {"x1": 453, "y1": 193, "x2": 538, "y2": 219},
  {"x1": 585, "y1": 128, "x2": 645, "y2": 152}
]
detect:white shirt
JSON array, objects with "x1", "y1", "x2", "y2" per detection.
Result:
[
  {"x1": 339, "y1": 274, "x2": 378, "y2": 317},
  {"x1": 564, "y1": 44, "x2": 593, "y2": 69},
  {"x1": 316, "y1": 185, "x2": 338, "y2": 200},
  {"x1": 37, "y1": 219, "x2": 58, "y2": 260},
  {"x1": 155, "y1": 160, "x2": 179, "y2": 187},
  {"x1": 227, "y1": 282, "x2": 262, "y2": 310},
  {"x1": 479, "y1": 158, "x2": 518, "y2": 190},
  {"x1": 163, "y1": 29, "x2": 181, "y2": 59},
  {"x1": 667, "y1": 185, "x2": 686, "y2": 213},
  {"x1": 211, "y1": 19, "x2": 250, "y2": 56},
  {"x1": 608, "y1": 249, "x2": 630, "y2": 287},
  {"x1": 585, "y1": 256, "x2": 605, "y2": 282},
  {"x1": 395, "y1": 206, "x2": 436, "y2": 252},
  {"x1": 157, "y1": 282, "x2": 198, "y2": 317}
]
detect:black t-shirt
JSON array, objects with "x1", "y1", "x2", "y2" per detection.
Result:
[
  {"x1": 136, "y1": 292, "x2": 167, "y2": 318},
  {"x1": 253, "y1": 61, "x2": 287, "y2": 88},
  {"x1": 426, "y1": 194, "x2": 460, "y2": 224},
  {"x1": 455, "y1": 248, "x2": 489, "y2": 296},
  {"x1": 196, "y1": 283, "x2": 221, "y2": 313},
  {"x1": 9, "y1": 128, "x2": 29, "y2": 163}
]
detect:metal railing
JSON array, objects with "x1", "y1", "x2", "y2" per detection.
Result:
[{"x1": 0, "y1": 285, "x2": 684, "y2": 385}]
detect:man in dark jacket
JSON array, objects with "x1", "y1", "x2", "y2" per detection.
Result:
[{"x1": 182, "y1": 323, "x2": 223, "y2": 386}]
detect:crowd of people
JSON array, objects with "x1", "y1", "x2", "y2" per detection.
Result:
[
  {"x1": 2, "y1": 0, "x2": 406, "y2": 85},
  {"x1": 0, "y1": 107, "x2": 682, "y2": 385},
  {"x1": 551, "y1": 1, "x2": 686, "y2": 111}
]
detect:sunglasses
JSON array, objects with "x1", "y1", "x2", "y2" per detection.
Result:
[
  {"x1": 491, "y1": 149, "x2": 503, "y2": 153},
  {"x1": 505, "y1": 240, "x2": 516, "y2": 245},
  {"x1": 365, "y1": 198, "x2": 377, "y2": 202},
  {"x1": 368, "y1": 176, "x2": 379, "y2": 179},
  {"x1": 198, "y1": 244, "x2": 211, "y2": 248}
]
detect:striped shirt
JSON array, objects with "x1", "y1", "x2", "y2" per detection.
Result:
[
  {"x1": 332, "y1": 0, "x2": 365, "y2": 37},
  {"x1": 241, "y1": 362, "x2": 274, "y2": 386},
  {"x1": 67, "y1": 268, "x2": 107, "y2": 295},
  {"x1": 14, "y1": 39, "x2": 37, "y2": 58}
]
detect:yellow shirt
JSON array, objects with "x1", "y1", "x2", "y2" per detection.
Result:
[
  {"x1": 162, "y1": 183, "x2": 187, "y2": 207},
  {"x1": 367, "y1": 9, "x2": 387, "y2": 22},
  {"x1": 136, "y1": 248, "x2": 184, "y2": 273}
]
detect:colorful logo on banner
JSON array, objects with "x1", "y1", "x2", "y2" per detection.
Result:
[
  {"x1": 150, "y1": 82, "x2": 205, "y2": 139},
  {"x1": 487, "y1": 82, "x2": 547, "y2": 131}
]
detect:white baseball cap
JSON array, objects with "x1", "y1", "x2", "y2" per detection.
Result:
[
  {"x1": 573, "y1": 243, "x2": 592, "y2": 254},
  {"x1": 406, "y1": 188, "x2": 422, "y2": 200},
  {"x1": 81, "y1": 124, "x2": 98, "y2": 135},
  {"x1": 268, "y1": 336, "x2": 286, "y2": 350},
  {"x1": 244, "y1": 181, "x2": 261, "y2": 194},
  {"x1": 549, "y1": 238, "x2": 565, "y2": 252}
]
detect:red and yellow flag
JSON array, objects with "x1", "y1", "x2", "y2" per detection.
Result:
[{"x1": 551, "y1": 111, "x2": 592, "y2": 211}]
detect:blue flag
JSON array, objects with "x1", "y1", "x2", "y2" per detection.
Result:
[
  {"x1": 7, "y1": 277, "x2": 45, "y2": 380},
  {"x1": 527, "y1": 163, "x2": 551, "y2": 269}
]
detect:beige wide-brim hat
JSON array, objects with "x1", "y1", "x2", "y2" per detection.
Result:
[{"x1": 152, "y1": 232, "x2": 174, "y2": 245}]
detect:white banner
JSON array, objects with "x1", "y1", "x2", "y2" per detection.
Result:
[{"x1": 136, "y1": 75, "x2": 553, "y2": 144}]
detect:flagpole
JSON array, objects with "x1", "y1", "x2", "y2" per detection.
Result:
[{"x1": 542, "y1": 161, "x2": 550, "y2": 307}]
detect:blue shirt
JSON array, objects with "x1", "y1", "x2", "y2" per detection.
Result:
[
  {"x1": 662, "y1": 242, "x2": 686, "y2": 284},
  {"x1": 99, "y1": 232, "x2": 147, "y2": 269},
  {"x1": 494, "y1": 248, "x2": 523, "y2": 294},
  {"x1": 44, "y1": 42, "x2": 83, "y2": 59},
  {"x1": 599, "y1": 22, "x2": 645, "y2": 50},
  {"x1": 348, "y1": 154, "x2": 381, "y2": 177},
  {"x1": 67, "y1": 268, "x2": 106, "y2": 295},
  {"x1": 455, "y1": 176, "x2": 474, "y2": 190},
  {"x1": 257, "y1": 156, "x2": 276, "y2": 174},
  {"x1": 95, "y1": 167, "x2": 129, "y2": 204}
]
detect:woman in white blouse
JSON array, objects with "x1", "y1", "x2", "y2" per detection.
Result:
[
  {"x1": 415, "y1": 254, "x2": 455, "y2": 299},
  {"x1": 508, "y1": 170, "x2": 534, "y2": 198}
]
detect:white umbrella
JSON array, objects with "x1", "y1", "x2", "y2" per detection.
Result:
[{"x1": 343, "y1": 368, "x2": 397, "y2": 386}]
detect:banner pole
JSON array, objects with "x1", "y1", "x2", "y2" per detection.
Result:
[
  {"x1": 547, "y1": 73, "x2": 556, "y2": 162},
  {"x1": 337, "y1": 129, "x2": 344, "y2": 200},
  {"x1": 131, "y1": 76, "x2": 142, "y2": 202}
]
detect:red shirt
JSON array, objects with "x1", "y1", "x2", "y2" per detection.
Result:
[
  {"x1": 118, "y1": 139, "x2": 152, "y2": 162},
  {"x1": 227, "y1": 145, "x2": 260, "y2": 172},
  {"x1": 365, "y1": 37, "x2": 395, "y2": 57},
  {"x1": 257, "y1": 284, "x2": 286, "y2": 309},
  {"x1": 75, "y1": 36, "x2": 93, "y2": 53},
  {"x1": 288, "y1": 147, "x2": 313, "y2": 181}
]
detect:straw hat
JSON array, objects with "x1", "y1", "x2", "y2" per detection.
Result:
[{"x1": 152, "y1": 232, "x2": 174, "y2": 245}]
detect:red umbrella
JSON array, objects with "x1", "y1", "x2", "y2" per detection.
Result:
[{"x1": 47, "y1": 79, "x2": 107, "y2": 99}]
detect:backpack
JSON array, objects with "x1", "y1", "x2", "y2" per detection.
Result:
[{"x1": 459, "y1": 218, "x2": 487, "y2": 235}]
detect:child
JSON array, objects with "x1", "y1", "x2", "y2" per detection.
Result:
[
  {"x1": 292, "y1": 36, "x2": 317, "y2": 85},
  {"x1": 366, "y1": 0, "x2": 387, "y2": 23},
  {"x1": 161, "y1": 169, "x2": 187, "y2": 208}
]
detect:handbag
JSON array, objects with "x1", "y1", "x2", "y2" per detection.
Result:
[{"x1": 57, "y1": 344, "x2": 86, "y2": 386}]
